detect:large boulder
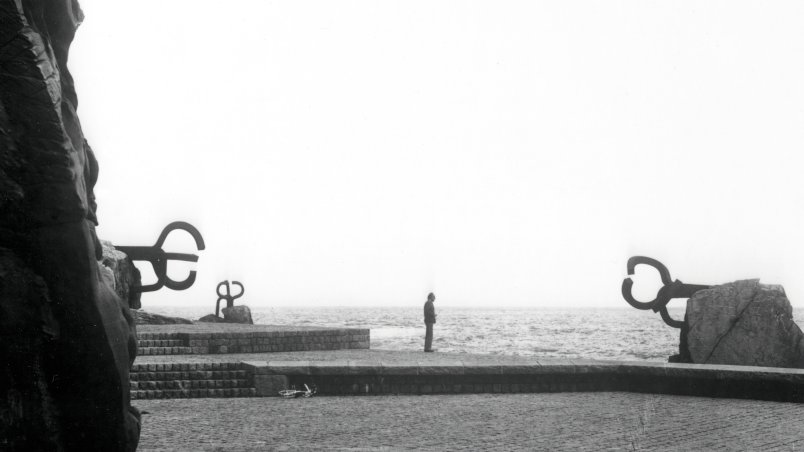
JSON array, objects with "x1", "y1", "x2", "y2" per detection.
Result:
[
  {"x1": 686, "y1": 279, "x2": 804, "y2": 368},
  {"x1": 222, "y1": 305, "x2": 254, "y2": 324}
]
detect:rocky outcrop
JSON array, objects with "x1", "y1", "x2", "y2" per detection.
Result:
[
  {"x1": 0, "y1": 1, "x2": 139, "y2": 450},
  {"x1": 686, "y1": 279, "x2": 804, "y2": 368},
  {"x1": 100, "y1": 241, "x2": 142, "y2": 309},
  {"x1": 222, "y1": 305, "x2": 254, "y2": 324},
  {"x1": 198, "y1": 314, "x2": 227, "y2": 323},
  {"x1": 0, "y1": 249, "x2": 60, "y2": 449},
  {"x1": 198, "y1": 307, "x2": 254, "y2": 325},
  {"x1": 132, "y1": 310, "x2": 193, "y2": 325}
]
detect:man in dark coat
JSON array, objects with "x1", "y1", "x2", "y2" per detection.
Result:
[{"x1": 423, "y1": 292, "x2": 436, "y2": 352}]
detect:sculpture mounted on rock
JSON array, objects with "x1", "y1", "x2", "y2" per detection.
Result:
[
  {"x1": 116, "y1": 221, "x2": 205, "y2": 293},
  {"x1": 1, "y1": 2, "x2": 139, "y2": 450},
  {"x1": 622, "y1": 256, "x2": 804, "y2": 368},
  {"x1": 622, "y1": 256, "x2": 711, "y2": 329},
  {"x1": 198, "y1": 280, "x2": 252, "y2": 324}
]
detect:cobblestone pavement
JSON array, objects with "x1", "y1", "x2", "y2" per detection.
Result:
[{"x1": 135, "y1": 392, "x2": 804, "y2": 451}]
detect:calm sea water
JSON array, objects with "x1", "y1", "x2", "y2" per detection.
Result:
[{"x1": 145, "y1": 305, "x2": 704, "y2": 362}]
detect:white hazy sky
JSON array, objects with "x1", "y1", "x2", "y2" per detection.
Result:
[{"x1": 70, "y1": 1, "x2": 804, "y2": 310}]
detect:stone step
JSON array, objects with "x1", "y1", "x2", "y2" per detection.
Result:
[
  {"x1": 136, "y1": 326, "x2": 370, "y2": 354},
  {"x1": 137, "y1": 347, "x2": 194, "y2": 356},
  {"x1": 137, "y1": 333, "x2": 186, "y2": 341},
  {"x1": 137, "y1": 339, "x2": 185, "y2": 348},
  {"x1": 130, "y1": 370, "x2": 248, "y2": 382},
  {"x1": 130, "y1": 379, "x2": 251, "y2": 390},
  {"x1": 130, "y1": 388, "x2": 257, "y2": 400},
  {"x1": 131, "y1": 362, "x2": 243, "y2": 372}
]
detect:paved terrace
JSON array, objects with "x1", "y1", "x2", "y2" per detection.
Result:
[
  {"x1": 131, "y1": 326, "x2": 804, "y2": 449},
  {"x1": 135, "y1": 349, "x2": 804, "y2": 402},
  {"x1": 135, "y1": 392, "x2": 804, "y2": 451}
]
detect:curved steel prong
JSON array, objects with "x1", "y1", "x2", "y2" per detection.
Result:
[
  {"x1": 229, "y1": 281, "x2": 244, "y2": 300},
  {"x1": 116, "y1": 221, "x2": 205, "y2": 293},
  {"x1": 138, "y1": 272, "x2": 167, "y2": 293},
  {"x1": 626, "y1": 256, "x2": 672, "y2": 285},
  {"x1": 622, "y1": 256, "x2": 674, "y2": 311},
  {"x1": 216, "y1": 280, "x2": 231, "y2": 298},
  {"x1": 216, "y1": 281, "x2": 230, "y2": 316},
  {"x1": 659, "y1": 307, "x2": 685, "y2": 329},
  {"x1": 154, "y1": 221, "x2": 206, "y2": 251},
  {"x1": 164, "y1": 252, "x2": 199, "y2": 263},
  {"x1": 622, "y1": 278, "x2": 664, "y2": 311},
  {"x1": 165, "y1": 270, "x2": 197, "y2": 291}
]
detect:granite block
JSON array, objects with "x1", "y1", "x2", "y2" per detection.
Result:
[
  {"x1": 309, "y1": 361, "x2": 351, "y2": 375},
  {"x1": 267, "y1": 361, "x2": 311, "y2": 375},
  {"x1": 418, "y1": 363, "x2": 465, "y2": 375},
  {"x1": 381, "y1": 363, "x2": 419, "y2": 376}
]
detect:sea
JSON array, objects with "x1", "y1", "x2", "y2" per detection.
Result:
[{"x1": 143, "y1": 305, "x2": 716, "y2": 362}]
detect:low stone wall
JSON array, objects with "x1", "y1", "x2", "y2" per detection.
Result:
[
  {"x1": 136, "y1": 325, "x2": 370, "y2": 355},
  {"x1": 244, "y1": 360, "x2": 804, "y2": 402}
]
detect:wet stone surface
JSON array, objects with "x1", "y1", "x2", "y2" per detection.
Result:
[{"x1": 135, "y1": 392, "x2": 804, "y2": 451}]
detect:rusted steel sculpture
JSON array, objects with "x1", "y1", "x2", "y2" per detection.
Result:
[
  {"x1": 621, "y1": 256, "x2": 711, "y2": 328},
  {"x1": 117, "y1": 221, "x2": 205, "y2": 293},
  {"x1": 216, "y1": 280, "x2": 244, "y2": 317}
]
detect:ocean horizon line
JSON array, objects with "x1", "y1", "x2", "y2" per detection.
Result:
[{"x1": 137, "y1": 303, "x2": 804, "y2": 311}]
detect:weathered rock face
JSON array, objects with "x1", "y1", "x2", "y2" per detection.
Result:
[
  {"x1": 0, "y1": 249, "x2": 60, "y2": 449},
  {"x1": 198, "y1": 313, "x2": 227, "y2": 323},
  {"x1": 686, "y1": 279, "x2": 804, "y2": 368},
  {"x1": 132, "y1": 309, "x2": 193, "y2": 325},
  {"x1": 1, "y1": 1, "x2": 140, "y2": 450},
  {"x1": 101, "y1": 241, "x2": 142, "y2": 309},
  {"x1": 222, "y1": 305, "x2": 254, "y2": 324}
]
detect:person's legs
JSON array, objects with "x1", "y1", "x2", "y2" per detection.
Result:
[{"x1": 424, "y1": 323, "x2": 433, "y2": 351}]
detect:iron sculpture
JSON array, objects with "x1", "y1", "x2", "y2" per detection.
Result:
[
  {"x1": 621, "y1": 256, "x2": 711, "y2": 328},
  {"x1": 117, "y1": 221, "x2": 205, "y2": 293},
  {"x1": 216, "y1": 280, "x2": 244, "y2": 317}
]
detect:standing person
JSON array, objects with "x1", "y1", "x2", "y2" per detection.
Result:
[{"x1": 423, "y1": 292, "x2": 436, "y2": 352}]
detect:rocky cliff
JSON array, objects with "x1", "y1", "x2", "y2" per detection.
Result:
[{"x1": 0, "y1": 1, "x2": 139, "y2": 450}]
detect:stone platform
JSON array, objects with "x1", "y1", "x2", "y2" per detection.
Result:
[
  {"x1": 133, "y1": 346, "x2": 804, "y2": 402},
  {"x1": 136, "y1": 324, "x2": 370, "y2": 355},
  {"x1": 135, "y1": 393, "x2": 804, "y2": 451}
]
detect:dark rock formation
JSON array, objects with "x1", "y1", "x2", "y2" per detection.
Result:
[
  {"x1": 132, "y1": 309, "x2": 193, "y2": 325},
  {"x1": 0, "y1": 249, "x2": 60, "y2": 449},
  {"x1": 101, "y1": 241, "x2": 142, "y2": 309},
  {"x1": 197, "y1": 306, "x2": 254, "y2": 325},
  {"x1": 1, "y1": 1, "x2": 139, "y2": 450},
  {"x1": 198, "y1": 314, "x2": 227, "y2": 323},
  {"x1": 222, "y1": 305, "x2": 254, "y2": 324},
  {"x1": 686, "y1": 279, "x2": 804, "y2": 368}
]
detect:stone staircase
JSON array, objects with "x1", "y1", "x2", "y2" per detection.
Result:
[
  {"x1": 130, "y1": 362, "x2": 256, "y2": 400},
  {"x1": 130, "y1": 325, "x2": 371, "y2": 399},
  {"x1": 137, "y1": 338, "x2": 192, "y2": 356}
]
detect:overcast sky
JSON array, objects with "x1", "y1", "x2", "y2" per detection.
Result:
[{"x1": 70, "y1": 1, "x2": 804, "y2": 310}]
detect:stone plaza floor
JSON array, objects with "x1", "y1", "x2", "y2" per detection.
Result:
[{"x1": 135, "y1": 391, "x2": 804, "y2": 451}]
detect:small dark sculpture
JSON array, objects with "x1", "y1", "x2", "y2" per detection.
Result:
[
  {"x1": 216, "y1": 280, "x2": 244, "y2": 317},
  {"x1": 117, "y1": 221, "x2": 205, "y2": 293},
  {"x1": 621, "y1": 256, "x2": 711, "y2": 328}
]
